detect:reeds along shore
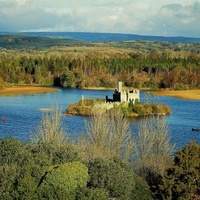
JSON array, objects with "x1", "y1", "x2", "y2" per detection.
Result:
[
  {"x1": 0, "y1": 86, "x2": 59, "y2": 96},
  {"x1": 154, "y1": 90, "x2": 200, "y2": 100}
]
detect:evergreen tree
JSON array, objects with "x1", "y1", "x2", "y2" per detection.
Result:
[{"x1": 159, "y1": 141, "x2": 200, "y2": 200}]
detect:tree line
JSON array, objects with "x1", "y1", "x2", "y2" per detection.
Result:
[
  {"x1": 0, "y1": 107, "x2": 199, "y2": 199},
  {"x1": 0, "y1": 49, "x2": 199, "y2": 90}
]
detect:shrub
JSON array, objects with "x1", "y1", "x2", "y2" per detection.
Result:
[
  {"x1": 75, "y1": 188, "x2": 109, "y2": 200},
  {"x1": 87, "y1": 158, "x2": 153, "y2": 200},
  {"x1": 26, "y1": 142, "x2": 81, "y2": 165},
  {"x1": 133, "y1": 103, "x2": 171, "y2": 117},
  {"x1": 37, "y1": 162, "x2": 88, "y2": 199}
]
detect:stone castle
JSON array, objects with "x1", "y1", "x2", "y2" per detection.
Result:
[{"x1": 106, "y1": 81, "x2": 140, "y2": 104}]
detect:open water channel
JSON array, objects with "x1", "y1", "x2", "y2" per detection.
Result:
[{"x1": 0, "y1": 88, "x2": 199, "y2": 150}]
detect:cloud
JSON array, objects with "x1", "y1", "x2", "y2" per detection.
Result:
[
  {"x1": 160, "y1": 4, "x2": 182, "y2": 17},
  {"x1": 0, "y1": 0, "x2": 62, "y2": 31},
  {"x1": 154, "y1": 1, "x2": 200, "y2": 36},
  {"x1": 0, "y1": 0, "x2": 199, "y2": 37}
]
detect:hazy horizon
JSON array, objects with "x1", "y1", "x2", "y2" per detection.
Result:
[{"x1": 1, "y1": 31, "x2": 200, "y2": 40}]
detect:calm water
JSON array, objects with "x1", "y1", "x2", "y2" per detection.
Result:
[{"x1": 0, "y1": 89, "x2": 199, "y2": 150}]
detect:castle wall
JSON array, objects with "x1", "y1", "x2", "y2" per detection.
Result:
[
  {"x1": 120, "y1": 89, "x2": 140, "y2": 103},
  {"x1": 106, "y1": 82, "x2": 140, "y2": 104}
]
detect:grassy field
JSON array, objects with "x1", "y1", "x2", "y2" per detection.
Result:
[
  {"x1": 0, "y1": 85, "x2": 59, "y2": 96},
  {"x1": 155, "y1": 90, "x2": 200, "y2": 100}
]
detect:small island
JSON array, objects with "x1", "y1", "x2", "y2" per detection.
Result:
[{"x1": 66, "y1": 82, "x2": 171, "y2": 117}]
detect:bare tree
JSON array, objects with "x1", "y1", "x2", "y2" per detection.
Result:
[
  {"x1": 79, "y1": 109, "x2": 135, "y2": 163},
  {"x1": 32, "y1": 105, "x2": 67, "y2": 145},
  {"x1": 135, "y1": 116, "x2": 175, "y2": 178}
]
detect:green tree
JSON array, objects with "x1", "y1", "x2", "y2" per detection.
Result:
[
  {"x1": 0, "y1": 137, "x2": 25, "y2": 166},
  {"x1": 0, "y1": 138, "x2": 50, "y2": 199},
  {"x1": 34, "y1": 66, "x2": 43, "y2": 84},
  {"x1": 60, "y1": 70, "x2": 75, "y2": 88},
  {"x1": 160, "y1": 141, "x2": 200, "y2": 200}
]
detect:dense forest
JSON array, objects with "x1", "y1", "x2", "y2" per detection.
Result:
[
  {"x1": 0, "y1": 43, "x2": 200, "y2": 90},
  {"x1": 0, "y1": 108, "x2": 199, "y2": 199}
]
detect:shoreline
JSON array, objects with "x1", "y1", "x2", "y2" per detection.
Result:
[
  {"x1": 0, "y1": 85, "x2": 60, "y2": 96},
  {"x1": 0, "y1": 85, "x2": 199, "y2": 100},
  {"x1": 84, "y1": 87, "x2": 200, "y2": 100},
  {"x1": 154, "y1": 89, "x2": 200, "y2": 100}
]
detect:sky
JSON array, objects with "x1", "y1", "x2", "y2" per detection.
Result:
[{"x1": 0, "y1": 0, "x2": 200, "y2": 37}]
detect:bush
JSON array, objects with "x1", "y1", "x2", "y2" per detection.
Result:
[
  {"x1": 133, "y1": 103, "x2": 146, "y2": 116},
  {"x1": 0, "y1": 137, "x2": 25, "y2": 165},
  {"x1": 75, "y1": 188, "x2": 109, "y2": 200},
  {"x1": 0, "y1": 138, "x2": 48, "y2": 199},
  {"x1": 87, "y1": 158, "x2": 153, "y2": 200},
  {"x1": 133, "y1": 103, "x2": 171, "y2": 117},
  {"x1": 26, "y1": 142, "x2": 81, "y2": 165},
  {"x1": 37, "y1": 162, "x2": 88, "y2": 200},
  {"x1": 0, "y1": 137, "x2": 83, "y2": 199}
]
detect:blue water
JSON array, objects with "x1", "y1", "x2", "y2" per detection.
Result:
[
  {"x1": 1, "y1": 32, "x2": 200, "y2": 43},
  {"x1": 0, "y1": 89, "x2": 199, "y2": 150}
]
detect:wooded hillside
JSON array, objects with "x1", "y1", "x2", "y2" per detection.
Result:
[{"x1": 0, "y1": 35, "x2": 199, "y2": 90}]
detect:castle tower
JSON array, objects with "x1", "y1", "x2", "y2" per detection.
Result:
[{"x1": 118, "y1": 81, "x2": 123, "y2": 93}]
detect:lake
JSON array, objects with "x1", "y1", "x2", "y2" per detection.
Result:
[{"x1": 0, "y1": 89, "x2": 199, "y2": 150}]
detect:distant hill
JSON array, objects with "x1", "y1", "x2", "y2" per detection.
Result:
[
  {"x1": 0, "y1": 33, "x2": 199, "y2": 52},
  {"x1": 1, "y1": 31, "x2": 200, "y2": 43},
  {"x1": 0, "y1": 35, "x2": 87, "y2": 49}
]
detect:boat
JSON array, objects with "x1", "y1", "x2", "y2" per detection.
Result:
[
  {"x1": 192, "y1": 128, "x2": 200, "y2": 131},
  {"x1": 1, "y1": 116, "x2": 6, "y2": 122}
]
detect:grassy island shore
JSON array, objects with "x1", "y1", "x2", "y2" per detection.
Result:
[
  {"x1": 155, "y1": 89, "x2": 200, "y2": 100},
  {"x1": 66, "y1": 98, "x2": 171, "y2": 118},
  {"x1": 0, "y1": 85, "x2": 59, "y2": 96}
]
